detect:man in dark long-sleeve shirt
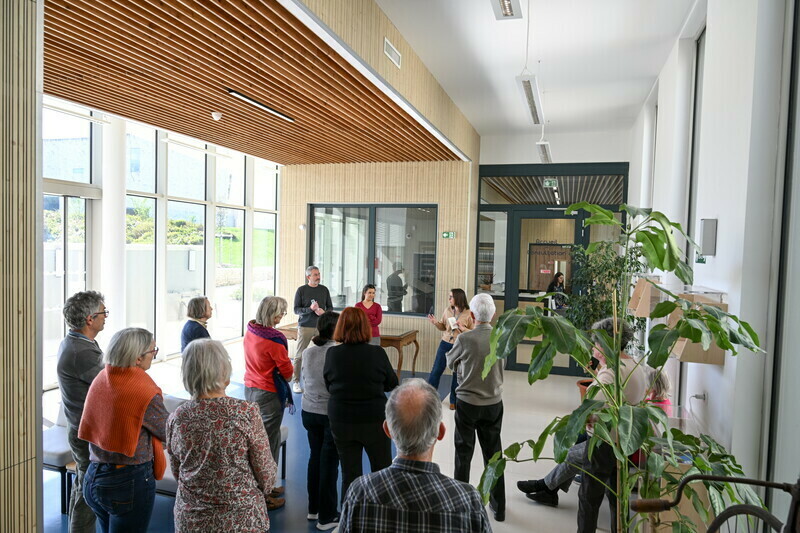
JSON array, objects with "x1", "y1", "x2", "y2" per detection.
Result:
[
  {"x1": 56, "y1": 290, "x2": 107, "y2": 533},
  {"x1": 292, "y1": 265, "x2": 332, "y2": 393},
  {"x1": 339, "y1": 379, "x2": 492, "y2": 533}
]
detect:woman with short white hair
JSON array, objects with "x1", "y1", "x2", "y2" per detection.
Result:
[
  {"x1": 167, "y1": 339, "x2": 278, "y2": 532},
  {"x1": 79, "y1": 327, "x2": 167, "y2": 532},
  {"x1": 244, "y1": 296, "x2": 294, "y2": 510}
]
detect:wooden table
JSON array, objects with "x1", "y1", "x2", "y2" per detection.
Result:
[
  {"x1": 277, "y1": 323, "x2": 419, "y2": 380},
  {"x1": 380, "y1": 329, "x2": 420, "y2": 380}
]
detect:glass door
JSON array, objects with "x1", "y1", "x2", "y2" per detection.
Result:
[{"x1": 506, "y1": 210, "x2": 585, "y2": 374}]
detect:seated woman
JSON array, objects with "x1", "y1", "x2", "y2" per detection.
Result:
[
  {"x1": 301, "y1": 311, "x2": 341, "y2": 530},
  {"x1": 181, "y1": 296, "x2": 212, "y2": 351},
  {"x1": 167, "y1": 339, "x2": 278, "y2": 533},
  {"x1": 244, "y1": 296, "x2": 294, "y2": 510},
  {"x1": 79, "y1": 327, "x2": 167, "y2": 533}
]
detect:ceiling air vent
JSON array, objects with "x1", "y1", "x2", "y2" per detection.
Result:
[{"x1": 384, "y1": 37, "x2": 401, "y2": 69}]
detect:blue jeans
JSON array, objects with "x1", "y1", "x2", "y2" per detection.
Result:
[
  {"x1": 428, "y1": 340, "x2": 458, "y2": 404},
  {"x1": 84, "y1": 461, "x2": 155, "y2": 533}
]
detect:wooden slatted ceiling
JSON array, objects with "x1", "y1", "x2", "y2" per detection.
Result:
[
  {"x1": 483, "y1": 175, "x2": 625, "y2": 205},
  {"x1": 43, "y1": 0, "x2": 459, "y2": 165}
]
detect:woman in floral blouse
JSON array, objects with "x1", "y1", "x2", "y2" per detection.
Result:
[{"x1": 166, "y1": 339, "x2": 277, "y2": 532}]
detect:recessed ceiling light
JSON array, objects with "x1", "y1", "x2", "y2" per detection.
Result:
[
  {"x1": 491, "y1": 0, "x2": 522, "y2": 20},
  {"x1": 227, "y1": 88, "x2": 294, "y2": 123}
]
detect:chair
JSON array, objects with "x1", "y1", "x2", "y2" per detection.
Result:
[{"x1": 42, "y1": 403, "x2": 74, "y2": 514}]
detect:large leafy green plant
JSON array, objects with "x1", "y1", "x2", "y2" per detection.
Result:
[{"x1": 478, "y1": 203, "x2": 763, "y2": 532}]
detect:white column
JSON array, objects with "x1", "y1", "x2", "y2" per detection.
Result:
[{"x1": 99, "y1": 116, "x2": 128, "y2": 335}]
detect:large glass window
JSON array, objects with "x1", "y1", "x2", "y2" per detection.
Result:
[
  {"x1": 216, "y1": 148, "x2": 245, "y2": 205},
  {"x1": 165, "y1": 201, "x2": 206, "y2": 355},
  {"x1": 125, "y1": 196, "x2": 156, "y2": 332},
  {"x1": 42, "y1": 102, "x2": 91, "y2": 183},
  {"x1": 312, "y1": 207, "x2": 370, "y2": 308},
  {"x1": 43, "y1": 195, "x2": 87, "y2": 389},
  {"x1": 252, "y1": 212, "x2": 277, "y2": 315},
  {"x1": 375, "y1": 207, "x2": 437, "y2": 314},
  {"x1": 310, "y1": 205, "x2": 437, "y2": 314},
  {"x1": 126, "y1": 123, "x2": 157, "y2": 192},
  {"x1": 254, "y1": 158, "x2": 278, "y2": 210},
  {"x1": 167, "y1": 133, "x2": 206, "y2": 200},
  {"x1": 214, "y1": 207, "x2": 244, "y2": 340}
]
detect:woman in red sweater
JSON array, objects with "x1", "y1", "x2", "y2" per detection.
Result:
[
  {"x1": 354, "y1": 284, "x2": 382, "y2": 345},
  {"x1": 244, "y1": 296, "x2": 294, "y2": 510}
]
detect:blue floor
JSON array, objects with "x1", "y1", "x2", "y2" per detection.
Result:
[{"x1": 44, "y1": 371, "x2": 450, "y2": 532}]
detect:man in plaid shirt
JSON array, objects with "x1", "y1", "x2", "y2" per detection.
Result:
[{"x1": 338, "y1": 379, "x2": 492, "y2": 533}]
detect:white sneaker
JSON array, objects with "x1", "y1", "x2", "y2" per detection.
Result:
[
  {"x1": 307, "y1": 513, "x2": 318, "y2": 520},
  {"x1": 317, "y1": 519, "x2": 339, "y2": 531},
  {"x1": 293, "y1": 382, "x2": 303, "y2": 394}
]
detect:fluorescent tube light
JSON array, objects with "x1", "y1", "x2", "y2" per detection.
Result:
[
  {"x1": 517, "y1": 75, "x2": 544, "y2": 125},
  {"x1": 43, "y1": 103, "x2": 110, "y2": 124},
  {"x1": 491, "y1": 0, "x2": 522, "y2": 20},
  {"x1": 227, "y1": 88, "x2": 295, "y2": 123},
  {"x1": 536, "y1": 140, "x2": 552, "y2": 163}
]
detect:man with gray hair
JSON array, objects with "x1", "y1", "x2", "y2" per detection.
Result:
[
  {"x1": 446, "y1": 293, "x2": 505, "y2": 522},
  {"x1": 338, "y1": 379, "x2": 491, "y2": 532},
  {"x1": 56, "y1": 290, "x2": 107, "y2": 532},
  {"x1": 292, "y1": 265, "x2": 332, "y2": 393}
]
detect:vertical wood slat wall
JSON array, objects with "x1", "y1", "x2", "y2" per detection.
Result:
[
  {"x1": 0, "y1": 0, "x2": 40, "y2": 530},
  {"x1": 280, "y1": 161, "x2": 473, "y2": 372}
]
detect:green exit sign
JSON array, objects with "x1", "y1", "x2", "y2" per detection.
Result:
[
  {"x1": 543, "y1": 178, "x2": 558, "y2": 188},
  {"x1": 441, "y1": 231, "x2": 456, "y2": 239}
]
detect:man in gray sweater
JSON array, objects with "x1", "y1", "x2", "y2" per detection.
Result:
[
  {"x1": 56, "y1": 290, "x2": 107, "y2": 532},
  {"x1": 446, "y1": 293, "x2": 505, "y2": 522},
  {"x1": 292, "y1": 265, "x2": 333, "y2": 393}
]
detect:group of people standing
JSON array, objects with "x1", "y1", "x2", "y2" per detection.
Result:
[{"x1": 55, "y1": 265, "x2": 509, "y2": 533}]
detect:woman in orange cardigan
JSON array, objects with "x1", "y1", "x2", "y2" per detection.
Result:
[
  {"x1": 79, "y1": 327, "x2": 167, "y2": 533},
  {"x1": 244, "y1": 295, "x2": 294, "y2": 510}
]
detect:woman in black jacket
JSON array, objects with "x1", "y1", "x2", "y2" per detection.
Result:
[{"x1": 324, "y1": 306, "x2": 398, "y2": 502}]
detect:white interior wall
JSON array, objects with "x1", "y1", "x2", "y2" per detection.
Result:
[
  {"x1": 628, "y1": 91, "x2": 658, "y2": 209},
  {"x1": 627, "y1": 0, "x2": 788, "y2": 477},
  {"x1": 480, "y1": 129, "x2": 632, "y2": 165}
]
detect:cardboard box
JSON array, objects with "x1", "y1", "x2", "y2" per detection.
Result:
[
  {"x1": 640, "y1": 462, "x2": 710, "y2": 532},
  {"x1": 667, "y1": 294, "x2": 727, "y2": 366}
]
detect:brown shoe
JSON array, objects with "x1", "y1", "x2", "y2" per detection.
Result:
[
  {"x1": 267, "y1": 496, "x2": 285, "y2": 510},
  {"x1": 449, "y1": 403, "x2": 456, "y2": 410},
  {"x1": 270, "y1": 486, "x2": 285, "y2": 496}
]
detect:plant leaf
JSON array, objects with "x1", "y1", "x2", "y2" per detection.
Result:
[
  {"x1": 650, "y1": 301, "x2": 678, "y2": 319},
  {"x1": 618, "y1": 405, "x2": 649, "y2": 456},
  {"x1": 528, "y1": 340, "x2": 557, "y2": 384},
  {"x1": 620, "y1": 204, "x2": 652, "y2": 219},
  {"x1": 540, "y1": 315, "x2": 578, "y2": 353},
  {"x1": 532, "y1": 417, "x2": 562, "y2": 460},
  {"x1": 478, "y1": 453, "x2": 506, "y2": 505},
  {"x1": 675, "y1": 260, "x2": 694, "y2": 285},
  {"x1": 554, "y1": 399, "x2": 605, "y2": 462},
  {"x1": 485, "y1": 309, "x2": 536, "y2": 377},
  {"x1": 647, "y1": 325, "x2": 680, "y2": 367}
]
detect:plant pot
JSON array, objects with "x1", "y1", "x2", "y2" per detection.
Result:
[{"x1": 576, "y1": 378, "x2": 593, "y2": 400}]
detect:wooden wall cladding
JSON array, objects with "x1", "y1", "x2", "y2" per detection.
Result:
[
  {"x1": 1, "y1": 0, "x2": 40, "y2": 529},
  {"x1": 280, "y1": 161, "x2": 474, "y2": 372},
  {"x1": 43, "y1": 0, "x2": 460, "y2": 165},
  {"x1": 301, "y1": 0, "x2": 481, "y2": 163}
]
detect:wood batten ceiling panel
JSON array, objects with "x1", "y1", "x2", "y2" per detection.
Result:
[
  {"x1": 43, "y1": 0, "x2": 459, "y2": 164},
  {"x1": 484, "y1": 175, "x2": 624, "y2": 205}
]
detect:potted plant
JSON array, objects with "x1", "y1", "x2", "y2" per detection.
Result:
[{"x1": 478, "y1": 203, "x2": 763, "y2": 532}]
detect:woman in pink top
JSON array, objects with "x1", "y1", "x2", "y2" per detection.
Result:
[{"x1": 355, "y1": 284, "x2": 382, "y2": 346}]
